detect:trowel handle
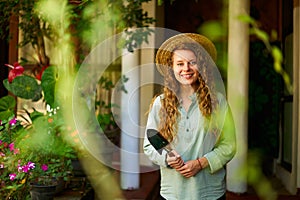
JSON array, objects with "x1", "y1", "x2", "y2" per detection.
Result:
[{"x1": 164, "y1": 148, "x2": 175, "y2": 157}]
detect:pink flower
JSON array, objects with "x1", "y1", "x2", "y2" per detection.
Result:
[
  {"x1": 27, "y1": 162, "x2": 35, "y2": 170},
  {"x1": 9, "y1": 118, "x2": 17, "y2": 126},
  {"x1": 22, "y1": 165, "x2": 30, "y2": 173},
  {"x1": 9, "y1": 173, "x2": 16, "y2": 181},
  {"x1": 9, "y1": 143, "x2": 14, "y2": 151},
  {"x1": 18, "y1": 164, "x2": 22, "y2": 172},
  {"x1": 41, "y1": 164, "x2": 48, "y2": 171},
  {"x1": 21, "y1": 162, "x2": 35, "y2": 173}
]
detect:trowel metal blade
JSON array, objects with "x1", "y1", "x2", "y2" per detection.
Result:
[{"x1": 147, "y1": 129, "x2": 169, "y2": 154}]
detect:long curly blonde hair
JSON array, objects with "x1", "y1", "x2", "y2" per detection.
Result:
[{"x1": 157, "y1": 42, "x2": 217, "y2": 142}]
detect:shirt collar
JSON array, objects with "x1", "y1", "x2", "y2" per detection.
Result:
[{"x1": 179, "y1": 93, "x2": 197, "y2": 104}]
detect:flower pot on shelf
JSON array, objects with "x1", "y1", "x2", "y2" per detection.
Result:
[
  {"x1": 30, "y1": 175, "x2": 66, "y2": 200},
  {"x1": 30, "y1": 184, "x2": 57, "y2": 200},
  {"x1": 71, "y1": 159, "x2": 86, "y2": 177},
  {"x1": 55, "y1": 176, "x2": 66, "y2": 194}
]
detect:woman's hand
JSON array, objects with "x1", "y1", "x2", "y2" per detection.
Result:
[
  {"x1": 177, "y1": 157, "x2": 208, "y2": 178},
  {"x1": 166, "y1": 150, "x2": 184, "y2": 169}
]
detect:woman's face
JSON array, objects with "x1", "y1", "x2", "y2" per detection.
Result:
[{"x1": 172, "y1": 49, "x2": 199, "y2": 86}]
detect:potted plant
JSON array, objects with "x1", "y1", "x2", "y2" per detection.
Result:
[
  {"x1": 0, "y1": 98, "x2": 77, "y2": 200},
  {"x1": 16, "y1": 108, "x2": 75, "y2": 200},
  {"x1": 0, "y1": 103, "x2": 28, "y2": 199},
  {"x1": 0, "y1": 62, "x2": 77, "y2": 199}
]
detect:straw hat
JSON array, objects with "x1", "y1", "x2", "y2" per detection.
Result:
[{"x1": 155, "y1": 33, "x2": 217, "y2": 76}]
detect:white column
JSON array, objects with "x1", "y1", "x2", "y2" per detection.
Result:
[
  {"x1": 227, "y1": 0, "x2": 250, "y2": 194},
  {"x1": 139, "y1": 0, "x2": 157, "y2": 167},
  {"x1": 120, "y1": 48, "x2": 140, "y2": 190}
]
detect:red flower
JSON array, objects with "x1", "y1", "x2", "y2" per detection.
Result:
[
  {"x1": 5, "y1": 62, "x2": 24, "y2": 83},
  {"x1": 35, "y1": 65, "x2": 49, "y2": 80}
]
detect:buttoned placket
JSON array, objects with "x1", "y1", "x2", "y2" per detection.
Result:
[{"x1": 179, "y1": 94, "x2": 197, "y2": 139}]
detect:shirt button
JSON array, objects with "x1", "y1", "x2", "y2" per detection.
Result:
[
  {"x1": 186, "y1": 129, "x2": 189, "y2": 132},
  {"x1": 186, "y1": 116, "x2": 189, "y2": 119}
]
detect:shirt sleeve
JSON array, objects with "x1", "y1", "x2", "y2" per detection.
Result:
[
  {"x1": 143, "y1": 96, "x2": 169, "y2": 167},
  {"x1": 204, "y1": 101, "x2": 237, "y2": 173}
]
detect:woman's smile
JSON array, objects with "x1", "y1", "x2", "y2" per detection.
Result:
[{"x1": 181, "y1": 73, "x2": 194, "y2": 79}]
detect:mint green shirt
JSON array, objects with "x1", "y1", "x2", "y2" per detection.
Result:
[{"x1": 143, "y1": 93, "x2": 236, "y2": 200}]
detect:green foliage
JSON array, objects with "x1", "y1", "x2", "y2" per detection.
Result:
[
  {"x1": 71, "y1": 0, "x2": 155, "y2": 52},
  {"x1": 238, "y1": 14, "x2": 293, "y2": 94},
  {"x1": 0, "y1": 0, "x2": 53, "y2": 66},
  {"x1": 0, "y1": 96, "x2": 16, "y2": 120},
  {"x1": 0, "y1": 115, "x2": 29, "y2": 199},
  {"x1": 3, "y1": 76, "x2": 42, "y2": 101},
  {"x1": 41, "y1": 66, "x2": 58, "y2": 107},
  {"x1": 247, "y1": 150, "x2": 277, "y2": 200},
  {"x1": 0, "y1": 0, "x2": 156, "y2": 66},
  {"x1": 96, "y1": 75, "x2": 127, "y2": 145},
  {"x1": 15, "y1": 108, "x2": 77, "y2": 162},
  {"x1": 197, "y1": 20, "x2": 227, "y2": 41},
  {"x1": 0, "y1": 62, "x2": 76, "y2": 196},
  {"x1": 0, "y1": 106, "x2": 76, "y2": 198},
  {"x1": 0, "y1": 0, "x2": 157, "y2": 197},
  {"x1": 248, "y1": 41, "x2": 281, "y2": 157},
  {"x1": 157, "y1": 0, "x2": 175, "y2": 6},
  {"x1": 3, "y1": 66, "x2": 58, "y2": 108}
]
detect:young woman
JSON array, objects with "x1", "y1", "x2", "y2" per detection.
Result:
[{"x1": 143, "y1": 33, "x2": 236, "y2": 200}]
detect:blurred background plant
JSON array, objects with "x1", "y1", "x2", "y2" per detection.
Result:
[
  {"x1": 0, "y1": 100, "x2": 27, "y2": 199},
  {"x1": 0, "y1": 60, "x2": 81, "y2": 199},
  {"x1": 0, "y1": 0, "x2": 155, "y2": 71},
  {"x1": 96, "y1": 74, "x2": 128, "y2": 146},
  {"x1": 0, "y1": 92, "x2": 76, "y2": 199},
  {"x1": 0, "y1": 0, "x2": 156, "y2": 198},
  {"x1": 0, "y1": 0, "x2": 155, "y2": 143}
]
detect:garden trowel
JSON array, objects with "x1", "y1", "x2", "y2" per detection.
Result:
[{"x1": 146, "y1": 128, "x2": 174, "y2": 156}]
